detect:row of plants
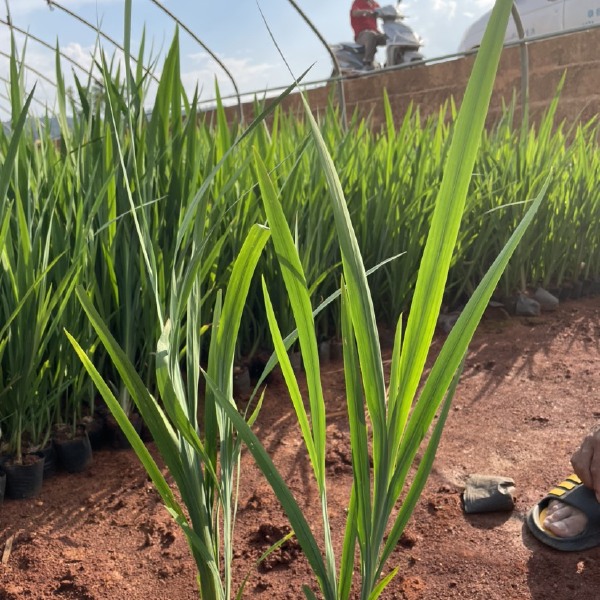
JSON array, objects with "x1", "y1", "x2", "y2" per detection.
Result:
[
  {"x1": 62, "y1": 0, "x2": 547, "y2": 597},
  {"x1": 2, "y1": 30, "x2": 599, "y2": 487},
  {"x1": 0, "y1": 0, "x2": 598, "y2": 593}
]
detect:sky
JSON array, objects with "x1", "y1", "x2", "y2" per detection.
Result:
[{"x1": 0, "y1": 0, "x2": 496, "y2": 118}]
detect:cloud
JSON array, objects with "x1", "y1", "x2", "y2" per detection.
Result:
[
  {"x1": 0, "y1": 29, "x2": 126, "y2": 115},
  {"x1": 61, "y1": 42, "x2": 96, "y2": 70},
  {"x1": 433, "y1": 0, "x2": 458, "y2": 19},
  {"x1": 0, "y1": 31, "x2": 59, "y2": 111},
  {"x1": 8, "y1": 0, "x2": 120, "y2": 18},
  {"x1": 189, "y1": 52, "x2": 277, "y2": 77},
  {"x1": 183, "y1": 52, "x2": 281, "y2": 99}
]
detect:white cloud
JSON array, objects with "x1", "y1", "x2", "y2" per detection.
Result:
[
  {"x1": 189, "y1": 52, "x2": 276, "y2": 77},
  {"x1": 183, "y1": 52, "x2": 281, "y2": 99},
  {"x1": 0, "y1": 30, "x2": 127, "y2": 115},
  {"x1": 0, "y1": 35, "x2": 59, "y2": 111},
  {"x1": 62, "y1": 42, "x2": 96, "y2": 70},
  {"x1": 8, "y1": 0, "x2": 119, "y2": 18},
  {"x1": 433, "y1": 0, "x2": 458, "y2": 19}
]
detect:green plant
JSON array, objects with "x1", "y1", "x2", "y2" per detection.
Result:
[
  {"x1": 0, "y1": 44, "x2": 81, "y2": 462},
  {"x1": 65, "y1": 5, "x2": 314, "y2": 597},
  {"x1": 205, "y1": 0, "x2": 547, "y2": 598}
]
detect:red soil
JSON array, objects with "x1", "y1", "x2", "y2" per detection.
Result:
[{"x1": 2, "y1": 296, "x2": 600, "y2": 599}]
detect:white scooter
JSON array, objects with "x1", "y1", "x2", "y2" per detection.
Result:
[{"x1": 330, "y1": 3, "x2": 424, "y2": 76}]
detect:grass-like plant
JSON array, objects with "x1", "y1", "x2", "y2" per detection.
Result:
[
  {"x1": 70, "y1": 0, "x2": 551, "y2": 597},
  {"x1": 65, "y1": 6, "x2": 312, "y2": 598},
  {"x1": 204, "y1": 0, "x2": 547, "y2": 597},
  {"x1": 0, "y1": 43, "x2": 81, "y2": 463},
  {"x1": 67, "y1": 223, "x2": 269, "y2": 597}
]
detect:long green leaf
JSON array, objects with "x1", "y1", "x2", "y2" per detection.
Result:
[
  {"x1": 65, "y1": 329, "x2": 184, "y2": 517},
  {"x1": 379, "y1": 356, "x2": 464, "y2": 576},
  {"x1": 74, "y1": 286, "x2": 186, "y2": 485},
  {"x1": 0, "y1": 88, "x2": 35, "y2": 202},
  {"x1": 391, "y1": 178, "x2": 549, "y2": 505},
  {"x1": 393, "y1": 0, "x2": 515, "y2": 436},
  {"x1": 203, "y1": 369, "x2": 334, "y2": 599},
  {"x1": 253, "y1": 149, "x2": 327, "y2": 483}
]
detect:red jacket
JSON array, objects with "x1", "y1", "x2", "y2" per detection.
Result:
[{"x1": 350, "y1": 0, "x2": 381, "y2": 40}]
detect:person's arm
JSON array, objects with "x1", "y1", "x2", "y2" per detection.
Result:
[{"x1": 571, "y1": 429, "x2": 600, "y2": 501}]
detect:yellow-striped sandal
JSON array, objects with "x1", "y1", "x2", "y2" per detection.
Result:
[{"x1": 527, "y1": 474, "x2": 600, "y2": 551}]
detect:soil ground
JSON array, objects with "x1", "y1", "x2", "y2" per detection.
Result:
[{"x1": 1, "y1": 296, "x2": 600, "y2": 599}]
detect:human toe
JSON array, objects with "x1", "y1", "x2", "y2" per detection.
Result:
[
  {"x1": 544, "y1": 499, "x2": 564, "y2": 518},
  {"x1": 543, "y1": 503, "x2": 587, "y2": 538}
]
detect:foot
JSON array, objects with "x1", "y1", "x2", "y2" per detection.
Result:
[{"x1": 543, "y1": 499, "x2": 588, "y2": 537}]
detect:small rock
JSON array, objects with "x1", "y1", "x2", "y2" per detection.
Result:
[
  {"x1": 438, "y1": 312, "x2": 460, "y2": 333},
  {"x1": 398, "y1": 531, "x2": 418, "y2": 548},
  {"x1": 534, "y1": 287, "x2": 559, "y2": 311},
  {"x1": 516, "y1": 293, "x2": 541, "y2": 316},
  {"x1": 484, "y1": 301, "x2": 510, "y2": 320},
  {"x1": 462, "y1": 474, "x2": 515, "y2": 513}
]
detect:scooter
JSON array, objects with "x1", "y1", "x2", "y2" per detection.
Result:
[{"x1": 330, "y1": 2, "x2": 424, "y2": 76}]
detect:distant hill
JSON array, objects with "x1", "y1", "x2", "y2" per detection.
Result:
[{"x1": 1, "y1": 115, "x2": 70, "y2": 140}]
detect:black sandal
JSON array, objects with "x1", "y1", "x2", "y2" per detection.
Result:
[{"x1": 527, "y1": 474, "x2": 600, "y2": 551}]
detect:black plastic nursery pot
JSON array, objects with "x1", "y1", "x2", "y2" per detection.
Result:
[
  {"x1": 4, "y1": 454, "x2": 45, "y2": 500},
  {"x1": 289, "y1": 350, "x2": 303, "y2": 373},
  {"x1": 81, "y1": 414, "x2": 107, "y2": 450},
  {"x1": 54, "y1": 431, "x2": 93, "y2": 473},
  {"x1": 329, "y1": 338, "x2": 343, "y2": 361},
  {"x1": 318, "y1": 340, "x2": 331, "y2": 363},
  {"x1": 573, "y1": 280, "x2": 585, "y2": 299},
  {"x1": 0, "y1": 470, "x2": 6, "y2": 504},
  {"x1": 105, "y1": 412, "x2": 143, "y2": 450},
  {"x1": 40, "y1": 441, "x2": 58, "y2": 479},
  {"x1": 232, "y1": 365, "x2": 252, "y2": 399}
]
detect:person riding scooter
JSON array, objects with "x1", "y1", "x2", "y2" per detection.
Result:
[
  {"x1": 350, "y1": 0, "x2": 387, "y2": 70},
  {"x1": 331, "y1": 3, "x2": 424, "y2": 76}
]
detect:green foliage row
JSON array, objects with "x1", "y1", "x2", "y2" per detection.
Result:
[
  {"x1": 1, "y1": 30, "x2": 599, "y2": 460},
  {"x1": 0, "y1": 1, "x2": 593, "y2": 596},
  {"x1": 67, "y1": 0, "x2": 541, "y2": 596}
]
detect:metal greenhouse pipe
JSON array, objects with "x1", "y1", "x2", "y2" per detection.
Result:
[
  {"x1": 44, "y1": 1, "x2": 160, "y2": 85},
  {"x1": 148, "y1": 0, "x2": 244, "y2": 122},
  {"x1": 0, "y1": 49, "x2": 58, "y2": 88},
  {"x1": 0, "y1": 17, "x2": 104, "y2": 87},
  {"x1": 285, "y1": 0, "x2": 347, "y2": 129},
  {"x1": 0, "y1": 77, "x2": 53, "y2": 110},
  {"x1": 511, "y1": 3, "x2": 530, "y2": 130}
]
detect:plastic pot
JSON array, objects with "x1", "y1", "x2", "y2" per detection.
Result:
[
  {"x1": 4, "y1": 454, "x2": 45, "y2": 500},
  {"x1": 0, "y1": 470, "x2": 6, "y2": 504},
  {"x1": 233, "y1": 365, "x2": 251, "y2": 398},
  {"x1": 54, "y1": 432, "x2": 93, "y2": 473},
  {"x1": 105, "y1": 412, "x2": 143, "y2": 450},
  {"x1": 81, "y1": 415, "x2": 107, "y2": 450},
  {"x1": 318, "y1": 340, "x2": 331, "y2": 363},
  {"x1": 40, "y1": 442, "x2": 58, "y2": 479}
]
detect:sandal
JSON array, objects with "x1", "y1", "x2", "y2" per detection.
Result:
[{"x1": 527, "y1": 474, "x2": 600, "y2": 551}]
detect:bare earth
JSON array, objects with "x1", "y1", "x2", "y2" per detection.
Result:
[{"x1": 1, "y1": 296, "x2": 600, "y2": 600}]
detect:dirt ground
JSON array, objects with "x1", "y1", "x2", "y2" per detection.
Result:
[{"x1": 1, "y1": 295, "x2": 600, "y2": 599}]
